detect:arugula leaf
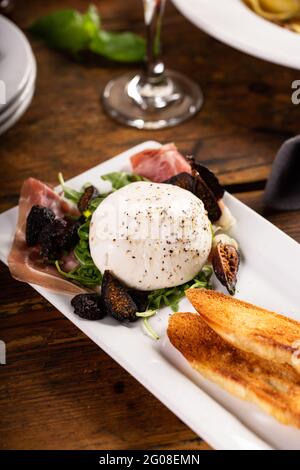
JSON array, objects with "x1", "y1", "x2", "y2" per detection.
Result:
[
  {"x1": 30, "y1": 4, "x2": 146, "y2": 63},
  {"x1": 143, "y1": 318, "x2": 160, "y2": 341},
  {"x1": 101, "y1": 172, "x2": 148, "y2": 190},
  {"x1": 58, "y1": 173, "x2": 83, "y2": 205},
  {"x1": 90, "y1": 30, "x2": 146, "y2": 63},
  {"x1": 58, "y1": 171, "x2": 145, "y2": 209},
  {"x1": 30, "y1": 5, "x2": 99, "y2": 53},
  {"x1": 136, "y1": 310, "x2": 159, "y2": 341},
  {"x1": 55, "y1": 220, "x2": 102, "y2": 288},
  {"x1": 147, "y1": 265, "x2": 213, "y2": 312},
  {"x1": 88, "y1": 194, "x2": 110, "y2": 213}
]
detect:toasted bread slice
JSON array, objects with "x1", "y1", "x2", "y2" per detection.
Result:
[
  {"x1": 167, "y1": 312, "x2": 300, "y2": 428},
  {"x1": 186, "y1": 289, "x2": 300, "y2": 374}
]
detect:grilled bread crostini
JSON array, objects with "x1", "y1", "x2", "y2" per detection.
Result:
[
  {"x1": 167, "y1": 312, "x2": 300, "y2": 428},
  {"x1": 186, "y1": 289, "x2": 300, "y2": 374}
]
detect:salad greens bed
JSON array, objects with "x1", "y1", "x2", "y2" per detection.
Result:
[
  {"x1": 56, "y1": 172, "x2": 213, "y2": 314},
  {"x1": 30, "y1": 5, "x2": 146, "y2": 63}
]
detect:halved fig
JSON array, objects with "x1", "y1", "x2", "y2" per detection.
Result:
[
  {"x1": 101, "y1": 271, "x2": 138, "y2": 322},
  {"x1": 212, "y1": 242, "x2": 240, "y2": 295},
  {"x1": 194, "y1": 175, "x2": 222, "y2": 222},
  {"x1": 186, "y1": 156, "x2": 224, "y2": 200},
  {"x1": 163, "y1": 172, "x2": 196, "y2": 193},
  {"x1": 78, "y1": 185, "x2": 99, "y2": 213}
]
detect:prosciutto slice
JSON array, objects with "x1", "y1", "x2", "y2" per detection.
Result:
[
  {"x1": 8, "y1": 178, "x2": 86, "y2": 295},
  {"x1": 130, "y1": 143, "x2": 192, "y2": 183}
]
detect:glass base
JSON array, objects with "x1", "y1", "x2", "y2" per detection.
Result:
[{"x1": 102, "y1": 69, "x2": 203, "y2": 130}]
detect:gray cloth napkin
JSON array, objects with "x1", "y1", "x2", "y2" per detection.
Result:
[{"x1": 264, "y1": 135, "x2": 300, "y2": 211}]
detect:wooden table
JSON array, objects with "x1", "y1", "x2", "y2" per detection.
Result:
[{"x1": 1, "y1": 0, "x2": 300, "y2": 450}]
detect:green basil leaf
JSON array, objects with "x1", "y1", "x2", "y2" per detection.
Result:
[
  {"x1": 30, "y1": 4, "x2": 145, "y2": 63},
  {"x1": 30, "y1": 5, "x2": 100, "y2": 53},
  {"x1": 90, "y1": 30, "x2": 146, "y2": 63}
]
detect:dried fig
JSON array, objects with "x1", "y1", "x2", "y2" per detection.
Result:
[
  {"x1": 194, "y1": 175, "x2": 222, "y2": 222},
  {"x1": 164, "y1": 169, "x2": 222, "y2": 223},
  {"x1": 101, "y1": 270, "x2": 138, "y2": 322},
  {"x1": 78, "y1": 185, "x2": 99, "y2": 213},
  {"x1": 186, "y1": 156, "x2": 225, "y2": 200},
  {"x1": 163, "y1": 172, "x2": 196, "y2": 193},
  {"x1": 212, "y1": 242, "x2": 240, "y2": 295}
]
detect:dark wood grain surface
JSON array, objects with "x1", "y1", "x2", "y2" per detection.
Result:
[{"x1": 0, "y1": 0, "x2": 300, "y2": 450}]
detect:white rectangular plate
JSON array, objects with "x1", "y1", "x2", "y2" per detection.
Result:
[{"x1": 1, "y1": 141, "x2": 300, "y2": 450}]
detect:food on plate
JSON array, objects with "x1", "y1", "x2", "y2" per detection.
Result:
[
  {"x1": 193, "y1": 175, "x2": 222, "y2": 223},
  {"x1": 131, "y1": 144, "x2": 225, "y2": 223},
  {"x1": 8, "y1": 143, "x2": 239, "y2": 336},
  {"x1": 186, "y1": 155, "x2": 225, "y2": 201},
  {"x1": 39, "y1": 217, "x2": 81, "y2": 261},
  {"x1": 163, "y1": 172, "x2": 195, "y2": 193},
  {"x1": 127, "y1": 288, "x2": 149, "y2": 313},
  {"x1": 8, "y1": 178, "x2": 85, "y2": 295},
  {"x1": 77, "y1": 185, "x2": 99, "y2": 213},
  {"x1": 71, "y1": 293, "x2": 106, "y2": 320},
  {"x1": 89, "y1": 181, "x2": 212, "y2": 291},
  {"x1": 215, "y1": 200, "x2": 236, "y2": 232},
  {"x1": 212, "y1": 231, "x2": 239, "y2": 251},
  {"x1": 211, "y1": 242, "x2": 240, "y2": 295},
  {"x1": 243, "y1": 0, "x2": 300, "y2": 33},
  {"x1": 186, "y1": 289, "x2": 300, "y2": 374},
  {"x1": 130, "y1": 143, "x2": 192, "y2": 182},
  {"x1": 101, "y1": 270, "x2": 140, "y2": 322},
  {"x1": 167, "y1": 311, "x2": 300, "y2": 428},
  {"x1": 72, "y1": 272, "x2": 150, "y2": 326},
  {"x1": 26, "y1": 205, "x2": 56, "y2": 246},
  {"x1": 164, "y1": 171, "x2": 222, "y2": 222}
]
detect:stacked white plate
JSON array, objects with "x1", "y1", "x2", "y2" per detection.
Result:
[{"x1": 0, "y1": 14, "x2": 36, "y2": 136}]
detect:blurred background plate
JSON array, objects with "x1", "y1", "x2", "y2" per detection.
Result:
[
  {"x1": 0, "y1": 50, "x2": 36, "y2": 126},
  {"x1": 172, "y1": 0, "x2": 300, "y2": 70},
  {"x1": 0, "y1": 73, "x2": 35, "y2": 136},
  {"x1": 0, "y1": 14, "x2": 34, "y2": 111}
]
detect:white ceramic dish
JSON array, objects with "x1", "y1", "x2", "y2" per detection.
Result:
[
  {"x1": 172, "y1": 0, "x2": 300, "y2": 70},
  {"x1": 0, "y1": 79, "x2": 35, "y2": 136},
  {"x1": 0, "y1": 50, "x2": 36, "y2": 127},
  {"x1": 0, "y1": 15, "x2": 34, "y2": 110},
  {"x1": 1, "y1": 141, "x2": 300, "y2": 450}
]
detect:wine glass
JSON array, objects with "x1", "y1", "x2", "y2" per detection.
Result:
[
  {"x1": 0, "y1": 0, "x2": 14, "y2": 14},
  {"x1": 102, "y1": 0, "x2": 203, "y2": 129}
]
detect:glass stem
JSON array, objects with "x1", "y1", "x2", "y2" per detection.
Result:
[{"x1": 144, "y1": 0, "x2": 166, "y2": 84}]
